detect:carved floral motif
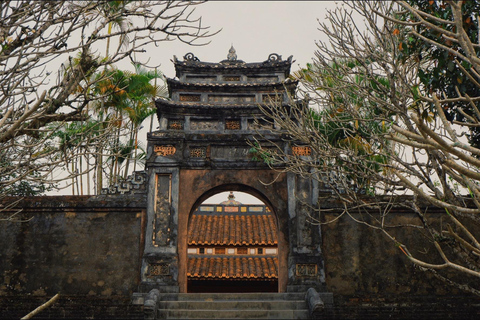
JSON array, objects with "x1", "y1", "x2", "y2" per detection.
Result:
[
  {"x1": 190, "y1": 147, "x2": 206, "y2": 158},
  {"x1": 179, "y1": 94, "x2": 201, "y2": 102},
  {"x1": 168, "y1": 120, "x2": 184, "y2": 130},
  {"x1": 147, "y1": 263, "x2": 170, "y2": 276},
  {"x1": 292, "y1": 146, "x2": 312, "y2": 156},
  {"x1": 225, "y1": 120, "x2": 241, "y2": 130},
  {"x1": 296, "y1": 264, "x2": 317, "y2": 277},
  {"x1": 154, "y1": 145, "x2": 176, "y2": 156}
]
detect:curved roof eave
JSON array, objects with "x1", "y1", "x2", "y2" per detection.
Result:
[
  {"x1": 167, "y1": 78, "x2": 298, "y2": 89},
  {"x1": 173, "y1": 54, "x2": 295, "y2": 78},
  {"x1": 155, "y1": 99, "x2": 293, "y2": 116}
]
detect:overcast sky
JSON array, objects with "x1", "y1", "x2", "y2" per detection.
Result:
[{"x1": 142, "y1": 1, "x2": 337, "y2": 77}]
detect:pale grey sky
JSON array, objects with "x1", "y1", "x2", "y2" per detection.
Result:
[
  {"x1": 204, "y1": 191, "x2": 262, "y2": 205},
  {"x1": 140, "y1": 1, "x2": 337, "y2": 77}
]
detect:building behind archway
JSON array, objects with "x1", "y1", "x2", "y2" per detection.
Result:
[{"x1": 187, "y1": 192, "x2": 278, "y2": 292}]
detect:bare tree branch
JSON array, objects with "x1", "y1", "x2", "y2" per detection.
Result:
[{"x1": 255, "y1": 0, "x2": 480, "y2": 296}]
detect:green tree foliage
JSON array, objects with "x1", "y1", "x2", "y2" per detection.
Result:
[
  {"x1": 400, "y1": 0, "x2": 480, "y2": 148},
  {"x1": 0, "y1": 0, "x2": 216, "y2": 199},
  {"x1": 293, "y1": 61, "x2": 391, "y2": 193},
  {"x1": 94, "y1": 63, "x2": 166, "y2": 181}
]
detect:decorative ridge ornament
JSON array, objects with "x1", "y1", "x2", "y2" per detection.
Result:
[
  {"x1": 219, "y1": 191, "x2": 242, "y2": 206},
  {"x1": 174, "y1": 51, "x2": 293, "y2": 68},
  {"x1": 227, "y1": 45, "x2": 237, "y2": 61},
  {"x1": 183, "y1": 52, "x2": 199, "y2": 61},
  {"x1": 220, "y1": 45, "x2": 245, "y2": 64},
  {"x1": 264, "y1": 53, "x2": 282, "y2": 63},
  {"x1": 100, "y1": 171, "x2": 147, "y2": 195}
]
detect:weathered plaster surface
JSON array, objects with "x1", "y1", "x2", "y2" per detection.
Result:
[{"x1": 0, "y1": 195, "x2": 146, "y2": 297}]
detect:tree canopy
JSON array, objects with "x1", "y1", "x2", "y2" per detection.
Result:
[{"x1": 0, "y1": 0, "x2": 216, "y2": 203}]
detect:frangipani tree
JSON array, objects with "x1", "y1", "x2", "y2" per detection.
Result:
[{"x1": 256, "y1": 0, "x2": 480, "y2": 296}]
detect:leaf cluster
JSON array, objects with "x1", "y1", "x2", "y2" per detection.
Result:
[{"x1": 401, "y1": 0, "x2": 480, "y2": 147}]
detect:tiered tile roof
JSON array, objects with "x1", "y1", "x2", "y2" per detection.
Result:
[
  {"x1": 187, "y1": 257, "x2": 278, "y2": 279},
  {"x1": 188, "y1": 214, "x2": 277, "y2": 246}
]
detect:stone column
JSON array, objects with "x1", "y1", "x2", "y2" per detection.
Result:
[
  {"x1": 287, "y1": 172, "x2": 326, "y2": 291},
  {"x1": 140, "y1": 167, "x2": 180, "y2": 293}
]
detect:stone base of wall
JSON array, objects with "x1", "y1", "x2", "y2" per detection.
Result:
[
  {"x1": 2, "y1": 294, "x2": 479, "y2": 319},
  {"x1": 325, "y1": 295, "x2": 480, "y2": 320},
  {"x1": 0, "y1": 295, "x2": 143, "y2": 319}
]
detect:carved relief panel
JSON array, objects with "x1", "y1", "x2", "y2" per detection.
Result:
[
  {"x1": 154, "y1": 145, "x2": 176, "y2": 156},
  {"x1": 153, "y1": 174, "x2": 173, "y2": 246},
  {"x1": 296, "y1": 264, "x2": 318, "y2": 277},
  {"x1": 190, "y1": 120, "x2": 219, "y2": 131}
]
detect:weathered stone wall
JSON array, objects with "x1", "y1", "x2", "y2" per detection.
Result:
[
  {"x1": 320, "y1": 205, "x2": 480, "y2": 318},
  {"x1": 2, "y1": 192, "x2": 480, "y2": 319},
  {"x1": 0, "y1": 195, "x2": 146, "y2": 298},
  {"x1": 321, "y1": 207, "x2": 480, "y2": 298}
]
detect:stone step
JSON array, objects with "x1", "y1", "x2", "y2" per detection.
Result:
[
  {"x1": 159, "y1": 292, "x2": 306, "y2": 301},
  {"x1": 152, "y1": 292, "x2": 312, "y2": 319},
  {"x1": 157, "y1": 308, "x2": 309, "y2": 319},
  {"x1": 159, "y1": 299, "x2": 307, "y2": 310}
]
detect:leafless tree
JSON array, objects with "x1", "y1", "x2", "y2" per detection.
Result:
[
  {"x1": 0, "y1": 1, "x2": 216, "y2": 214},
  {"x1": 255, "y1": 1, "x2": 480, "y2": 295}
]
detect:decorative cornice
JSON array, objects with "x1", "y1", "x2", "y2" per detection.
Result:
[
  {"x1": 155, "y1": 98, "x2": 292, "y2": 110},
  {"x1": 101, "y1": 171, "x2": 147, "y2": 195}
]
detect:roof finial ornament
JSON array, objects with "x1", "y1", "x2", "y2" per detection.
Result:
[
  {"x1": 183, "y1": 52, "x2": 199, "y2": 62},
  {"x1": 227, "y1": 44, "x2": 237, "y2": 61},
  {"x1": 219, "y1": 191, "x2": 242, "y2": 205}
]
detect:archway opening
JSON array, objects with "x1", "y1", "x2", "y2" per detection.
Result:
[{"x1": 187, "y1": 190, "x2": 279, "y2": 293}]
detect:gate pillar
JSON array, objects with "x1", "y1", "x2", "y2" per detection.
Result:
[
  {"x1": 287, "y1": 172, "x2": 326, "y2": 291},
  {"x1": 139, "y1": 167, "x2": 180, "y2": 293}
]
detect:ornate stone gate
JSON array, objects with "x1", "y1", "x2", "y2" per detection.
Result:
[{"x1": 138, "y1": 48, "x2": 325, "y2": 294}]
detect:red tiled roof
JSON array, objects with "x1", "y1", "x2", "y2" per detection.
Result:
[
  {"x1": 188, "y1": 214, "x2": 277, "y2": 246},
  {"x1": 187, "y1": 257, "x2": 278, "y2": 279}
]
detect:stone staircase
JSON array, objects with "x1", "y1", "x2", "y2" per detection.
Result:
[
  {"x1": 159, "y1": 292, "x2": 307, "y2": 319},
  {"x1": 137, "y1": 290, "x2": 334, "y2": 320}
]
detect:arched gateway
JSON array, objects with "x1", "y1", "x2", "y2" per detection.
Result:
[
  {"x1": 139, "y1": 49, "x2": 326, "y2": 294},
  {"x1": 187, "y1": 191, "x2": 279, "y2": 293}
]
